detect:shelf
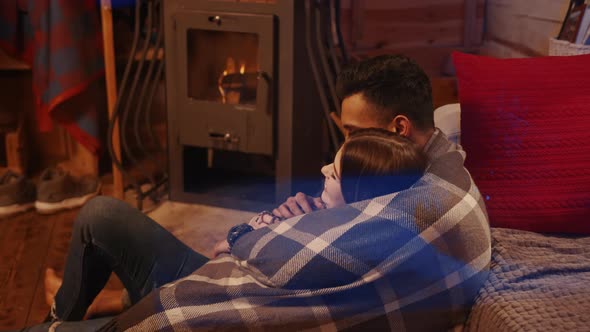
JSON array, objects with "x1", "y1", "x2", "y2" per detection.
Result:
[{"x1": 0, "y1": 49, "x2": 30, "y2": 71}]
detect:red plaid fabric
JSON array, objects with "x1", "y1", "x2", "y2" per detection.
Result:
[{"x1": 0, "y1": 0, "x2": 104, "y2": 154}]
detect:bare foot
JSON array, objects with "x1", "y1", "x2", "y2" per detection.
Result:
[
  {"x1": 84, "y1": 288, "x2": 125, "y2": 319},
  {"x1": 44, "y1": 267, "x2": 125, "y2": 319},
  {"x1": 44, "y1": 268, "x2": 62, "y2": 306}
]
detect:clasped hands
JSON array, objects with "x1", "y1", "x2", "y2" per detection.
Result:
[{"x1": 211, "y1": 193, "x2": 326, "y2": 257}]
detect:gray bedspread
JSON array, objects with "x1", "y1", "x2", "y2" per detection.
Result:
[{"x1": 465, "y1": 227, "x2": 590, "y2": 332}]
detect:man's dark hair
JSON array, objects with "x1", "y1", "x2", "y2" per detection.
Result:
[{"x1": 336, "y1": 55, "x2": 434, "y2": 131}]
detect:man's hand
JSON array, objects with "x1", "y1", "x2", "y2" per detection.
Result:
[{"x1": 272, "y1": 192, "x2": 326, "y2": 219}]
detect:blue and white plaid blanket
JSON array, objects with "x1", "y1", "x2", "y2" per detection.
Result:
[{"x1": 102, "y1": 130, "x2": 491, "y2": 331}]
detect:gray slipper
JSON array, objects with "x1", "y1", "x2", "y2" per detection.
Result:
[
  {"x1": 0, "y1": 170, "x2": 36, "y2": 218},
  {"x1": 35, "y1": 167, "x2": 101, "y2": 214}
]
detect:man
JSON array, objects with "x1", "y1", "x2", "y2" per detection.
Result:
[
  {"x1": 272, "y1": 55, "x2": 437, "y2": 220},
  {"x1": 24, "y1": 55, "x2": 491, "y2": 331}
]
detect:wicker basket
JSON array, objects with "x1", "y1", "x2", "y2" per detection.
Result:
[{"x1": 549, "y1": 37, "x2": 590, "y2": 56}]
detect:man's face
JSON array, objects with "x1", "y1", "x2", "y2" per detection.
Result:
[{"x1": 340, "y1": 93, "x2": 388, "y2": 138}]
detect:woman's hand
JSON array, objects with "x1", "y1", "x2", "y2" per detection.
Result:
[
  {"x1": 215, "y1": 195, "x2": 328, "y2": 258},
  {"x1": 272, "y1": 193, "x2": 326, "y2": 219}
]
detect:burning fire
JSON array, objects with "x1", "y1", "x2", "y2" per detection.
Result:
[
  {"x1": 218, "y1": 57, "x2": 256, "y2": 105},
  {"x1": 218, "y1": 57, "x2": 237, "y2": 104}
]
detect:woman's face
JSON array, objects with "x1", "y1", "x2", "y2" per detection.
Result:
[{"x1": 320, "y1": 149, "x2": 347, "y2": 209}]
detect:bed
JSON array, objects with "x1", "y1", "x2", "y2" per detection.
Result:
[
  {"x1": 435, "y1": 96, "x2": 590, "y2": 331},
  {"x1": 465, "y1": 228, "x2": 590, "y2": 331}
]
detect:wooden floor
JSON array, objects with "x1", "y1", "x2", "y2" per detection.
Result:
[
  {"x1": 0, "y1": 199, "x2": 252, "y2": 330},
  {"x1": 0, "y1": 209, "x2": 73, "y2": 329},
  {"x1": 0, "y1": 208, "x2": 125, "y2": 330}
]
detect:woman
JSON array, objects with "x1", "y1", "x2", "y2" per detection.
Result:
[
  {"x1": 322, "y1": 127, "x2": 427, "y2": 209},
  {"x1": 44, "y1": 128, "x2": 427, "y2": 321}
]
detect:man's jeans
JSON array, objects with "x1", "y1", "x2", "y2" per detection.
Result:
[{"x1": 52, "y1": 196, "x2": 209, "y2": 321}]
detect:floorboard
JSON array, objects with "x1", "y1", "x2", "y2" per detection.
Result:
[
  {"x1": 25, "y1": 210, "x2": 77, "y2": 327},
  {"x1": 0, "y1": 199, "x2": 252, "y2": 330},
  {"x1": 0, "y1": 210, "x2": 56, "y2": 330}
]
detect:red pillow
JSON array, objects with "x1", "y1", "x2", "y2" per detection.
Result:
[{"x1": 452, "y1": 52, "x2": 590, "y2": 234}]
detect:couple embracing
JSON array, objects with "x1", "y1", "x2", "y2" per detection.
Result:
[{"x1": 23, "y1": 55, "x2": 490, "y2": 332}]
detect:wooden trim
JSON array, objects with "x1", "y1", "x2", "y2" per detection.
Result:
[
  {"x1": 100, "y1": 0, "x2": 124, "y2": 200},
  {"x1": 0, "y1": 49, "x2": 30, "y2": 71},
  {"x1": 486, "y1": 36, "x2": 545, "y2": 57},
  {"x1": 350, "y1": 1, "x2": 364, "y2": 50},
  {"x1": 463, "y1": 0, "x2": 478, "y2": 47},
  {"x1": 5, "y1": 114, "x2": 27, "y2": 174}
]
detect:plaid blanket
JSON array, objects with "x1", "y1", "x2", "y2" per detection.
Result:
[
  {"x1": 0, "y1": 0, "x2": 104, "y2": 153},
  {"x1": 101, "y1": 130, "x2": 492, "y2": 331}
]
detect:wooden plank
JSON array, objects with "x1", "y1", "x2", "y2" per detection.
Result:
[
  {"x1": 60, "y1": 142, "x2": 99, "y2": 178},
  {"x1": 339, "y1": 0, "x2": 486, "y2": 54},
  {"x1": 362, "y1": 6, "x2": 464, "y2": 24},
  {"x1": 0, "y1": 201, "x2": 265, "y2": 329},
  {"x1": 101, "y1": 0, "x2": 124, "y2": 200},
  {"x1": 25, "y1": 210, "x2": 77, "y2": 326},
  {"x1": 338, "y1": 0, "x2": 352, "y2": 47},
  {"x1": 486, "y1": 9, "x2": 561, "y2": 56},
  {"x1": 311, "y1": 44, "x2": 460, "y2": 108},
  {"x1": 484, "y1": 0, "x2": 571, "y2": 57},
  {"x1": 355, "y1": 46, "x2": 479, "y2": 76},
  {"x1": 0, "y1": 208, "x2": 125, "y2": 329},
  {"x1": 431, "y1": 77, "x2": 458, "y2": 109},
  {"x1": 350, "y1": 0, "x2": 365, "y2": 50},
  {"x1": 482, "y1": 39, "x2": 534, "y2": 58},
  {"x1": 0, "y1": 49, "x2": 30, "y2": 71},
  {"x1": 485, "y1": 37, "x2": 544, "y2": 57},
  {"x1": 0, "y1": 212, "x2": 55, "y2": 330},
  {"x1": 362, "y1": 0, "x2": 463, "y2": 10},
  {"x1": 342, "y1": 2, "x2": 477, "y2": 50},
  {"x1": 463, "y1": 0, "x2": 478, "y2": 47},
  {"x1": 0, "y1": 208, "x2": 127, "y2": 328},
  {"x1": 0, "y1": 214, "x2": 19, "y2": 328},
  {"x1": 358, "y1": 21, "x2": 463, "y2": 49},
  {"x1": 491, "y1": 0, "x2": 568, "y2": 22},
  {"x1": 5, "y1": 113, "x2": 27, "y2": 174},
  {"x1": 463, "y1": 0, "x2": 486, "y2": 47}
]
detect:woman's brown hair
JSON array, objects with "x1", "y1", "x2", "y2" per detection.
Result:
[{"x1": 338, "y1": 128, "x2": 427, "y2": 203}]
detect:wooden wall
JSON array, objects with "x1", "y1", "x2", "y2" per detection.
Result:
[
  {"x1": 339, "y1": 0, "x2": 485, "y2": 75},
  {"x1": 340, "y1": 0, "x2": 485, "y2": 50},
  {"x1": 483, "y1": 0, "x2": 570, "y2": 58},
  {"x1": 337, "y1": 0, "x2": 487, "y2": 108}
]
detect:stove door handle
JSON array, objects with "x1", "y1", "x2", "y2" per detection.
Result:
[
  {"x1": 209, "y1": 132, "x2": 239, "y2": 144},
  {"x1": 257, "y1": 71, "x2": 272, "y2": 115},
  {"x1": 208, "y1": 15, "x2": 222, "y2": 26}
]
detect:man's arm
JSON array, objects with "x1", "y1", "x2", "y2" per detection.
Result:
[{"x1": 211, "y1": 193, "x2": 326, "y2": 258}]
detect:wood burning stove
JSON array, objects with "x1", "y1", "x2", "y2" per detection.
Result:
[
  {"x1": 174, "y1": 11, "x2": 275, "y2": 155},
  {"x1": 165, "y1": 0, "x2": 337, "y2": 210}
]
